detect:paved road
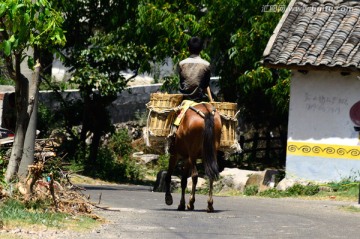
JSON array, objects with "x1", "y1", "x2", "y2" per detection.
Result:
[{"x1": 77, "y1": 184, "x2": 360, "y2": 239}]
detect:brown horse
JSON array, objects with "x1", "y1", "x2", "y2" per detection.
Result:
[{"x1": 165, "y1": 103, "x2": 222, "y2": 212}]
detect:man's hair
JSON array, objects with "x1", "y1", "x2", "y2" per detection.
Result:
[{"x1": 187, "y1": 37, "x2": 203, "y2": 54}]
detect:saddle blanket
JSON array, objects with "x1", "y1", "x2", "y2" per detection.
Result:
[{"x1": 173, "y1": 100, "x2": 202, "y2": 126}]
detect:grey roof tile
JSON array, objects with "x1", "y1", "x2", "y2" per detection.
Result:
[{"x1": 263, "y1": 0, "x2": 360, "y2": 70}]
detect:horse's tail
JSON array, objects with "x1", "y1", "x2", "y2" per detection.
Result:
[{"x1": 203, "y1": 112, "x2": 219, "y2": 180}]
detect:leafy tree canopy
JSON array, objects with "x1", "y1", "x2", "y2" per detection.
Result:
[
  {"x1": 0, "y1": 0, "x2": 65, "y2": 68},
  {"x1": 136, "y1": 0, "x2": 291, "y2": 128}
]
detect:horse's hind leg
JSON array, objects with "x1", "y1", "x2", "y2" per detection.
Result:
[
  {"x1": 178, "y1": 160, "x2": 191, "y2": 211},
  {"x1": 178, "y1": 174, "x2": 187, "y2": 211},
  {"x1": 165, "y1": 154, "x2": 177, "y2": 206},
  {"x1": 207, "y1": 179, "x2": 215, "y2": 213},
  {"x1": 187, "y1": 165, "x2": 198, "y2": 210}
]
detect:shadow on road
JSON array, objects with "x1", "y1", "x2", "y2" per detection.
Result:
[
  {"x1": 155, "y1": 208, "x2": 228, "y2": 213},
  {"x1": 82, "y1": 184, "x2": 152, "y2": 192}
]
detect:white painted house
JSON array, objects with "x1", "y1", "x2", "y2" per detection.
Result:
[{"x1": 263, "y1": 0, "x2": 360, "y2": 182}]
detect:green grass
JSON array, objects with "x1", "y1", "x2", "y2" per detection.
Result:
[
  {"x1": 189, "y1": 177, "x2": 359, "y2": 204},
  {"x1": 341, "y1": 205, "x2": 360, "y2": 213},
  {"x1": 0, "y1": 198, "x2": 101, "y2": 231},
  {"x1": 242, "y1": 182, "x2": 359, "y2": 202}
]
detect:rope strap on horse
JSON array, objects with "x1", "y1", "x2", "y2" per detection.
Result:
[
  {"x1": 189, "y1": 106, "x2": 205, "y2": 118},
  {"x1": 188, "y1": 103, "x2": 217, "y2": 118}
]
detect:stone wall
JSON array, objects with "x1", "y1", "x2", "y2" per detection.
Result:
[
  {"x1": 107, "y1": 84, "x2": 162, "y2": 123},
  {"x1": 0, "y1": 84, "x2": 162, "y2": 130}
]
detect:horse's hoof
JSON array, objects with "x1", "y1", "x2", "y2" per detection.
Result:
[
  {"x1": 207, "y1": 206, "x2": 214, "y2": 213},
  {"x1": 178, "y1": 204, "x2": 186, "y2": 211},
  {"x1": 165, "y1": 195, "x2": 173, "y2": 205},
  {"x1": 187, "y1": 204, "x2": 194, "y2": 211}
]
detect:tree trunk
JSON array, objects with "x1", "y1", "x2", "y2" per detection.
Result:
[
  {"x1": 18, "y1": 62, "x2": 41, "y2": 179},
  {"x1": 5, "y1": 57, "x2": 39, "y2": 182},
  {"x1": 88, "y1": 128, "x2": 101, "y2": 167}
]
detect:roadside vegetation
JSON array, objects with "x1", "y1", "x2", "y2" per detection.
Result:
[
  {"x1": 195, "y1": 175, "x2": 360, "y2": 206},
  {"x1": 247, "y1": 181, "x2": 359, "y2": 201},
  {"x1": 0, "y1": 198, "x2": 101, "y2": 231}
]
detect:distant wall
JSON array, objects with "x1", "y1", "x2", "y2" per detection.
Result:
[
  {"x1": 0, "y1": 84, "x2": 162, "y2": 130},
  {"x1": 107, "y1": 84, "x2": 162, "y2": 123},
  {"x1": 286, "y1": 70, "x2": 360, "y2": 182}
]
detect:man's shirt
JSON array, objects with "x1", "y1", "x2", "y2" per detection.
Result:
[{"x1": 178, "y1": 54, "x2": 211, "y2": 100}]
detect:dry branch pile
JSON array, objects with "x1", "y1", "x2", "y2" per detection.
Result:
[
  {"x1": 14, "y1": 161, "x2": 96, "y2": 216},
  {"x1": 1, "y1": 138, "x2": 99, "y2": 218}
]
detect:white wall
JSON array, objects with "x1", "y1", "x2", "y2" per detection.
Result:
[{"x1": 286, "y1": 70, "x2": 360, "y2": 181}]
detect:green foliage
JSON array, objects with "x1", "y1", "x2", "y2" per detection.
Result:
[
  {"x1": 37, "y1": 103, "x2": 59, "y2": 138},
  {"x1": 244, "y1": 183, "x2": 320, "y2": 197},
  {"x1": 122, "y1": 155, "x2": 143, "y2": 181},
  {"x1": 0, "y1": 198, "x2": 66, "y2": 227},
  {"x1": 107, "y1": 129, "x2": 133, "y2": 158},
  {"x1": 77, "y1": 129, "x2": 144, "y2": 183},
  {"x1": 328, "y1": 181, "x2": 358, "y2": 193},
  {"x1": 0, "y1": 0, "x2": 66, "y2": 57},
  {"x1": 41, "y1": 156, "x2": 65, "y2": 182},
  {"x1": 0, "y1": 75, "x2": 14, "y2": 86},
  {"x1": 56, "y1": 1, "x2": 151, "y2": 167},
  {"x1": 258, "y1": 184, "x2": 320, "y2": 197},
  {"x1": 0, "y1": 154, "x2": 7, "y2": 185},
  {"x1": 258, "y1": 188, "x2": 282, "y2": 198},
  {"x1": 40, "y1": 78, "x2": 78, "y2": 91},
  {"x1": 137, "y1": 1, "x2": 203, "y2": 62},
  {"x1": 325, "y1": 176, "x2": 360, "y2": 199},
  {"x1": 0, "y1": 198, "x2": 97, "y2": 229},
  {"x1": 285, "y1": 184, "x2": 320, "y2": 196},
  {"x1": 161, "y1": 75, "x2": 180, "y2": 93},
  {"x1": 238, "y1": 66, "x2": 291, "y2": 127},
  {"x1": 244, "y1": 185, "x2": 259, "y2": 196},
  {"x1": 87, "y1": 146, "x2": 118, "y2": 181},
  {"x1": 69, "y1": 38, "x2": 147, "y2": 97},
  {"x1": 157, "y1": 154, "x2": 170, "y2": 171},
  {"x1": 85, "y1": 146, "x2": 143, "y2": 183},
  {"x1": 61, "y1": 0, "x2": 149, "y2": 98},
  {"x1": 0, "y1": 147, "x2": 10, "y2": 185}
]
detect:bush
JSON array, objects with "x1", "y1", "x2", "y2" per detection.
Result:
[
  {"x1": 244, "y1": 185, "x2": 259, "y2": 196},
  {"x1": 107, "y1": 128, "x2": 133, "y2": 157},
  {"x1": 122, "y1": 155, "x2": 143, "y2": 181},
  {"x1": 87, "y1": 146, "x2": 120, "y2": 181},
  {"x1": 156, "y1": 154, "x2": 169, "y2": 171},
  {"x1": 327, "y1": 176, "x2": 359, "y2": 192},
  {"x1": 85, "y1": 145, "x2": 144, "y2": 183},
  {"x1": 37, "y1": 103, "x2": 59, "y2": 138},
  {"x1": 258, "y1": 188, "x2": 282, "y2": 198},
  {"x1": 285, "y1": 184, "x2": 320, "y2": 196}
]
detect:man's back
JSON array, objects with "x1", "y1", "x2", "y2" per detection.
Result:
[{"x1": 178, "y1": 55, "x2": 211, "y2": 99}]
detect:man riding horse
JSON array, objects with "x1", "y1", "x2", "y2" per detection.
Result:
[{"x1": 164, "y1": 37, "x2": 221, "y2": 212}]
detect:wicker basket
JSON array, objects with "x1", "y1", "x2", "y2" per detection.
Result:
[
  {"x1": 211, "y1": 102, "x2": 239, "y2": 149},
  {"x1": 147, "y1": 93, "x2": 183, "y2": 137}
]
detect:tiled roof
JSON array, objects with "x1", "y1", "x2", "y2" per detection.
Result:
[{"x1": 263, "y1": 0, "x2": 360, "y2": 70}]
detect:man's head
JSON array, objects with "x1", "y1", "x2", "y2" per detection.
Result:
[{"x1": 187, "y1": 37, "x2": 203, "y2": 55}]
